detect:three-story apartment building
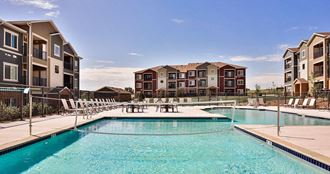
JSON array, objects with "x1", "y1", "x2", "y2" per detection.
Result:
[
  {"x1": 0, "y1": 19, "x2": 82, "y2": 100},
  {"x1": 283, "y1": 32, "x2": 330, "y2": 96},
  {"x1": 134, "y1": 62, "x2": 246, "y2": 97}
]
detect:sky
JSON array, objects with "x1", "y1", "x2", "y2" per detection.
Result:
[{"x1": 1, "y1": 0, "x2": 330, "y2": 90}]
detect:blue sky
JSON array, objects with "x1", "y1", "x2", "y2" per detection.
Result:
[{"x1": 1, "y1": 0, "x2": 330, "y2": 90}]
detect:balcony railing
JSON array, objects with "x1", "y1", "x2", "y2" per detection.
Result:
[
  {"x1": 33, "y1": 77, "x2": 47, "y2": 87},
  {"x1": 64, "y1": 62, "x2": 74, "y2": 70},
  {"x1": 314, "y1": 71, "x2": 323, "y2": 77},
  {"x1": 285, "y1": 77, "x2": 292, "y2": 82},
  {"x1": 285, "y1": 64, "x2": 292, "y2": 69},
  {"x1": 314, "y1": 51, "x2": 323, "y2": 59},
  {"x1": 33, "y1": 48, "x2": 47, "y2": 60}
]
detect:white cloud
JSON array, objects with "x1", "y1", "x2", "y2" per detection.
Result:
[
  {"x1": 128, "y1": 52, "x2": 143, "y2": 57},
  {"x1": 45, "y1": 10, "x2": 59, "y2": 17},
  {"x1": 230, "y1": 54, "x2": 282, "y2": 62},
  {"x1": 95, "y1": 60, "x2": 114, "y2": 64},
  {"x1": 286, "y1": 26, "x2": 319, "y2": 32},
  {"x1": 247, "y1": 73, "x2": 283, "y2": 89},
  {"x1": 80, "y1": 67, "x2": 142, "y2": 90},
  {"x1": 307, "y1": 26, "x2": 318, "y2": 31},
  {"x1": 171, "y1": 18, "x2": 184, "y2": 24},
  {"x1": 9, "y1": 0, "x2": 58, "y2": 10}
]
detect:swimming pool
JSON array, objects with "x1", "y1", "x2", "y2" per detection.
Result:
[
  {"x1": 0, "y1": 118, "x2": 327, "y2": 173},
  {"x1": 206, "y1": 108, "x2": 330, "y2": 125}
]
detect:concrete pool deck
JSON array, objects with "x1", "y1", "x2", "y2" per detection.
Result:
[{"x1": 0, "y1": 105, "x2": 330, "y2": 169}]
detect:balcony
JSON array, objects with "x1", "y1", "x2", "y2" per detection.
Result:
[
  {"x1": 314, "y1": 51, "x2": 323, "y2": 59},
  {"x1": 33, "y1": 77, "x2": 47, "y2": 87},
  {"x1": 168, "y1": 82, "x2": 176, "y2": 89},
  {"x1": 285, "y1": 64, "x2": 292, "y2": 69},
  {"x1": 198, "y1": 81, "x2": 207, "y2": 87},
  {"x1": 143, "y1": 74, "x2": 152, "y2": 81},
  {"x1": 198, "y1": 71, "x2": 206, "y2": 78},
  {"x1": 285, "y1": 77, "x2": 292, "y2": 83},
  {"x1": 168, "y1": 73, "x2": 177, "y2": 80},
  {"x1": 313, "y1": 62, "x2": 324, "y2": 77},
  {"x1": 33, "y1": 48, "x2": 47, "y2": 60},
  {"x1": 224, "y1": 71, "x2": 235, "y2": 78},
  {"x1": 224, "y1": 80, "x2": 235, "y2": 87},
  {"x1": 143, "y1": 83, "x2": 152, "y2": 90},
  {"x1": 64, "y1": 62, "x2": 74, "y2": 74}
]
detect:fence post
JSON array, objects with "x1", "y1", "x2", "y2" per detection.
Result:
[
  {"x1": 29, "y1": 92, "x2": 32, "y2": 135},
  {"x1": 20, "y1": 91, "x2": 24, "y2": 121},
  {"x1": 41, "y1": 87, "x2": 45, "y2": 117}
]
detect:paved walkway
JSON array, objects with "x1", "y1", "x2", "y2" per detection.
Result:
[
  {"x1": 237, "y1": 124, "x2": 330, "y2": 165},
  {"x1": 237, "y1": 105, "x2": 330, "y2": 119}
]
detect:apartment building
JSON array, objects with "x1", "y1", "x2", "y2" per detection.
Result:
[
  {"x1": 134, "y1": 62, "x2": 246, "y2": 97},
  {"x1": 283, "y1": 32, "x2": 330, "y2": 96},
  {"x1": 0, "y1": 19, "x2": 81, "y2": 99}
]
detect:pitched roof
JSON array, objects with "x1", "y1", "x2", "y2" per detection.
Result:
[
  {"x1": 134, "y1": 61, "x2": 246, "y2": 73},
  {"x1": 0, "y1": 18, "x2": 27, "y2": 33},
  {"x1": 307, "y1": 32, "x2": 330, "y2": 46},
  {"x1": 96, "y1": 86, "x2": 131, "y2": 94}
]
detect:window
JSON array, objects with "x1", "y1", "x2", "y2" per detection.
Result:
[
  {"x1": 143, "y1": 82, "x2": 152, "y2": 90},
  {"x1": 179, "y1": 82, "x2": 185, "y2": 88},
  {"x1": 4, "y1": 29, "x2": 18, "y2": 50},
  {"x1": 74, "y1": 60, "x2": 78, "y2": 67},
  {"x1": 168, "y1": 73, "x2": 176, "y2": 80},
  {"x1": 160, "y1": 80, "x2": 164, "y2": 83},
  {"x1": 136, "y1": 74, "x2": 142, "y2": 80},
  {"x1": 198, "y1": 79, "x2": 207, "y2": 87},
  {"x1": 3, "y1": 63, "x2": 18, "y2": 82},
  {"x1": 143, "y1": 74, "x2": 152, "y2": 81},
  {"x1": 210, "y1": 69, "x2": 215, "y2": 74},
  {"x1": 237, "y1": 89, "x2": 244, "y2": 94},
  {"x1": 54, "y1": 44, "x2": 61, "y2": 57},
  {"x1": 5, "y1": 98, "x2": 17, "y2": 107},
  {"x1": 188, "y1": 80, "x2": 196, "y2": 86},
  {"x1": 136, "y1": 83, "x2": 142, "y2": 88},
  {"x1": 211, "y1": 77, "x2": 215, "y2": 81},
  {"x1": 188, "y1": 71, "x2": 195, "y2": 77},
  {"x1": 168, "y1": 82, "x2": 176, "y2": 89},
  {"x1": 160, "y1": 72, "x2": 164, "y2": 77},
  {"x1": 301, "y1": 50, "x2": 305, "y2": 58},
  {"x1": 225, "y1": 70, "x2": 235, "y2": 78},
  {"x1": 237, "y1": 70, "x2": 244, "y2": 76},
  {"x1": 198, "y1": 70, "x2": 206, "y2": 78},
  {"x1": 74, "y1": 78, "x2": 78, "y2": 89},
  {"x1": 302, "y1": 64, "x2": 305, "y2": 70},
  {"x1": 313, "y1": 43, "x2": 323, "y2": 59},
  {"x1": 55, "y1": 65, "x2": 59, "y2": 74},
  {"x1": 237, "y1": 79, "x2": 244, "y2": 85},
  {"x1": 179, "y1": 73, "x2": 186, "y2": 79},
  {"x1": 225, "y1": 79, "x2": 235, "y2": 87}
]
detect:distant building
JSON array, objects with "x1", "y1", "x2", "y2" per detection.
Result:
[
  {"x1": 134, "y1": 61, "x2": 247, "y2": 97},
  {"x1": 282, "y1": 32, "x2": 330, "y2": 96},
  {"x1": 94, "y1": 86, "x2": 131, "y2": 102}
]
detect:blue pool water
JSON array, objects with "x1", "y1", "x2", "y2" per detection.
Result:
[
  {"x1": 206, "y1": 108, "x2": 330, "y2": 126},
  {"x1": 0, "y1": 118, "x2": 327, "y2": 174}
]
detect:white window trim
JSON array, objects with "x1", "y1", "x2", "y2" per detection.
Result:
[
  {"x1": 3, "y1": 62, "x2": 18, "y2": 82},
  {"x1": 3, "y1": 28, "x2": 19, "y2": 51},
  {"x1": 301, "y1": 50, "x2": 305, "y2": 58},
  {"x1": 54, "y1": 44, "x2": 61, "y2": 57}
]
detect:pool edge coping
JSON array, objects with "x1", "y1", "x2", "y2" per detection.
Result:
[{"x1": 235, "y1": 124, "x2": 330, "y2": 171}]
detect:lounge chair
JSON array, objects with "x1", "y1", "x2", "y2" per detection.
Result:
[
  {"x1": 179, "y1": 98, "x2": 185, "y2": 103},
  {"x1": 307, "y1": 98, "x2": 316, "y2": 109},
  {"x1": 298, "y1": 98, "x2": 309, "y2": 108},
  {"x1": 292, "y1": 99, "x2": 300, "y2": 108},
  {"x1": 258, "y1": 98, "x2": 265, "y2": 106},
  {"x1": 247, "y1": 98, "x2": 256, "y2": 107},
  {"x1": 186, "y1": 98, "x2": 192, "y2": 103},
  {"x1": 284, "y1": 98, "x2": 294, "y2": 107},
  {"x1": 61, "y1": 99, "x2": 88, "y2": 118}
]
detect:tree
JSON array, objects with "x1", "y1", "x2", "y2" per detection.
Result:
[
  {"x1": 308, "y1": 72, "x2": 321, "y2": 96},
  {"x1": 255, "y1": 84, "x2": 261, "y2": 98}
]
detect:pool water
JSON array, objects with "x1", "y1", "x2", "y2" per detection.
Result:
[
  {"x1": 207, "y1": 108, "x2": 330, "y2": 126},
  {"x1": 0, "y1": 119, "x2": 327, "y2": 174}
]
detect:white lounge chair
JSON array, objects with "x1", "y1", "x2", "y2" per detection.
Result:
[
  {"x1": 307, "y1": 98, "x2": 316, "y2": 109},
  {"x1": 298, "y1": 98, "x2": 309, "y2": 108},
  {"x1": 292, "y1": 99, "x2": 300, "y2": 108},
  {"x1": 61, "y1": 99, "x2": 88, "y2": 118},
  {"x1": 186, "y1": 98, "x2": 192, "y2": 103},
  {"x1": 179, "y1": 98, "x2": 185, "y2": 103},
  {"x1": 258, "y1": 98, "x2": 265, "y2": 106},
  {"x1": 284, "y1": 98, "x2": 294, "y2": 107}
]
